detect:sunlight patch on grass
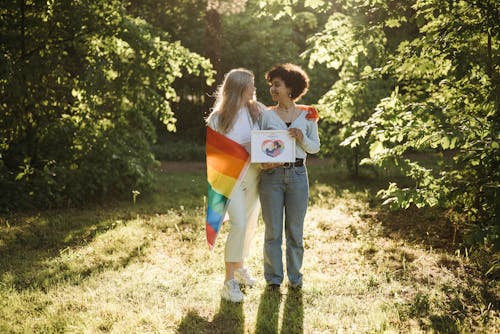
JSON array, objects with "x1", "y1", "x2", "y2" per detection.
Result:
[{"x1": 1, "y1": 167, "x2": 498, "y2": 333}]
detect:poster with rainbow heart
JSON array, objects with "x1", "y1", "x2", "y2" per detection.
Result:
[{"x1": 250, "y1": 130, "x2": 296, "y2": 163}]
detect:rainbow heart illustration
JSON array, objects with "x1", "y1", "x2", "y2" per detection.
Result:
[{"x1": 262, "y1": 139, "x2": 285, "y2": 157}]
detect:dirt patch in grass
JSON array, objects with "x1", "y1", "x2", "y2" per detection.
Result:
[
  {"x1": 375, "y1": 206, "x2": 459, "y2": 251},
  {"x1": 159, "y1": 160, "x2": 206, "y2": 172}
]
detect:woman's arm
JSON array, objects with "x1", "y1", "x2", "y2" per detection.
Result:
[{"x1": 297, "y1": 120, "x2": 320, "y2": 154}]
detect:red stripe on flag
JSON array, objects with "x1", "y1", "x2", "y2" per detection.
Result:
[
  {"x1": 206, "y1": 126, "x2": 249, "y2": 162},
  {"x1": 206, "y1": 222, "x2": 217, "y2": 249}
]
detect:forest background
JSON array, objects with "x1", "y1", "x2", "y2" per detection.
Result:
[{"x1": 0, "y1": 0, "x2": 498, "y2": 316}]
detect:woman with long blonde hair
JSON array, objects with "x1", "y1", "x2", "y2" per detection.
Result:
[{"x1": 206, "y1": 68, "x2": 263, "y2": 302}]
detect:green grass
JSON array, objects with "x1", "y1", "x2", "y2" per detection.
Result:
[{"x1": 0, "y1": 162, "x2": 498, "y2": 333}]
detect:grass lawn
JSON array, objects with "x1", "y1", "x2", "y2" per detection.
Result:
[{"x1": 0, "y1": 160, "x2": 498, "y2": 333}]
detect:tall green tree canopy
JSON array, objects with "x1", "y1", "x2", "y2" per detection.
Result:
[
  {"x1": 1, "y1": 0, "x2": 498, "y2": 240},
  {"x1": 264, "y1": 0, "x2": 499, "y2": 231},
  {"x1": 0, "y1": 0, "x2": 213, "y2": 210}
]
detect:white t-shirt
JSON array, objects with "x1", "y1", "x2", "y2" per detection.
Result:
[{"x1": 209, "y1": 107, "x2": 259, "y2": 152}]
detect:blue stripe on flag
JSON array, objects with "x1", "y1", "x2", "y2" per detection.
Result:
[
  {"x1": 206, "y1": 206, "x2": 224, "y2": 232},
  {"x1": 207, "y1": 184, "x2": 228, "y2": 216}
]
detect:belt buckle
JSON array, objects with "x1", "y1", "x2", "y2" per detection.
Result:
[{"x1": 283, "y1": 162, "x2": 292, "y2": 168}]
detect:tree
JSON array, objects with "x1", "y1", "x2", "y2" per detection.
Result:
[
  {"x1": 133, "y1": 0, "x2": 335, "y2": 144},
  {"x1": 0, "y1": 0, "x2": 213, "y2": 210},
  {"x1": 352, "y1": 0, "x2": 499, "y2": 231},
  {"x1": 261, "y1": 0, "x2": 499, "y2": 238}
]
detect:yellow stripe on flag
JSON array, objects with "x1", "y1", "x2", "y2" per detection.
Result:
[{"x1": 207, "y1": 164, "x2": 237, "y2": 198}]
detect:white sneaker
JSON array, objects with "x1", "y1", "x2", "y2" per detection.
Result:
[
  {"x1": 221, "y1": 279, "x2": 244, "y2": 302},
  {"x1": 234, "y1": 267, "x2": 257, "y2": 287}
]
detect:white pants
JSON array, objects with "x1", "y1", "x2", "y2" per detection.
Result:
[{"x1": 224, "y1": 163, "x2": 260, "y2": 262}]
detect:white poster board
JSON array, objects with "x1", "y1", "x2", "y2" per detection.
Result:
[{"x1": 251, "y1": 130, "x2": 296, "y2": 163}]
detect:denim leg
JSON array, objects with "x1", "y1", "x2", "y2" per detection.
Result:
[
  {"x1": 259, "y1": 168, "x2": 285, "y2": 285},
  {"x1": 284, "y1": 165, "x2": 309, "y2": 286}
]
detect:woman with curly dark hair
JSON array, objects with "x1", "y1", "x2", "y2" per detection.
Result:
[{"x1": 258, "y1": 63, "x2": 320, "y2": 290}]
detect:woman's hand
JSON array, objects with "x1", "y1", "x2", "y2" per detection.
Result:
[
  {"x1": 288, "y1": 127, "x2": 303, "y2": 142},
  {"x1": 246, "y1": 100, "x2": 264, "y2": 119}
]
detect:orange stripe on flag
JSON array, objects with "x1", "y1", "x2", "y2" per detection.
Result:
[
  {"x1": 206, "y1": 126, "x2": 249, "y2": 161},
  {"x1": 206, "y1": 143, "x2": 247, "y2": 179}
]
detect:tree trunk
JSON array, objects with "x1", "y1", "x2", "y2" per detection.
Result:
[{"x1": 354, "y1": 146, "x2": 359, "y2": 176}]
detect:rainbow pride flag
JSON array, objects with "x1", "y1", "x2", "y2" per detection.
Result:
[{"x1": 205, "y1": 126, "x2": 250, "y2": 249}]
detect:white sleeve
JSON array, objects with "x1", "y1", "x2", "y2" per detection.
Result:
[{"x1": 299, "y1": 120, "x2": 320, "y2": 154}]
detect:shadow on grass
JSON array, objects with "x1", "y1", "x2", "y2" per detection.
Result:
[
  {"x1": 256, "y1": 287, "x2": 281, "y2": 333},
  {"x1": 309, "y1": 165, "x2": 456, "y2": 251},
  {"x1": 0, "y1": 168, "x2": 206, "y2": 291},
  {"x1": 309, "y1": 166, "x2": 382, "y2": 197},
  {"x1": 428, "y1": 314, "x2": 459, "y2": 334},
  {"x1": 0, "y1": 210, "x2": 146, "y2": 291},
  {"x1": 282, "y1": 287, "x2": 304, "y2": 334},
  {"x1": 255, "y1": 286, "x2": 304, "y2": 334},
  {"x1": 176, "y1": 299, "x2": 244, "y2": 334},
  {"x1": 309, "y1": 164, "x2": 499, "y2": 333},
  {"x1": 374, "y1": 206, "x2": 457, "y2": 251}
]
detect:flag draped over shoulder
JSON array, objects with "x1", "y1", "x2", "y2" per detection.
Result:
[
  {"x1": 297, "y1": 104, "x2": 320, "y2": 122},
  {"x1": 205, "y1": 126, "x2": 250, "y2": 249}
]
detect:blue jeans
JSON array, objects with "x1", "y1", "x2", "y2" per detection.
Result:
[{"x1": 259, "y1": 165, "x2": 309, "y2": 286}]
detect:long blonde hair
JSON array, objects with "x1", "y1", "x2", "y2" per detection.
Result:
[{"x1": 206, "y1": 68, "x2": 255, "y2": 134}]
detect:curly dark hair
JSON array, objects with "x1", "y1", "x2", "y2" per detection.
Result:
[{"x1": 265, "y1": 63, "x2": 310, "y2": 101}]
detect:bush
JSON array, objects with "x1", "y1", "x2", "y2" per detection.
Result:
[{"x1": 152, "y1": 141, "x2": 205, "y2": 162}]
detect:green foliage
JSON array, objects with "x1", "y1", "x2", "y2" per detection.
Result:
[
  {"x1": 146, "y1": 0, "x2": 337, "y2": 142},
  {"x1": 261, "y1": 0, "x2": 499, "y2": 245},
  {"x1": 0, "y1": 1, "x2": 213, "y2": 211},
  {"x1": 210, "y1": 0, "x2": 336, "y2": 107},
  {"x1": 127, "y1": 0, "x2": 207, "y2": 52},
  {"x1": 3, "y1": 0, "x2": 498, "y2": 251},
  {"x1": 220, "y1": 2, "x2": 301, "y2": 100},
  {"x1": 305, "y1": 1, "x2": 407, "y2": 168},
  {"x1": 335, "y1": 0, "x2": 499, "y2": 231},
  {"x1": 151, "y1": 141, "x2": 205, "y2": 162}
]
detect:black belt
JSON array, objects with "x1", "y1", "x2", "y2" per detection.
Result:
[{"x1": 283, "y1": 159, "x2": 304, "y2": 168}]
